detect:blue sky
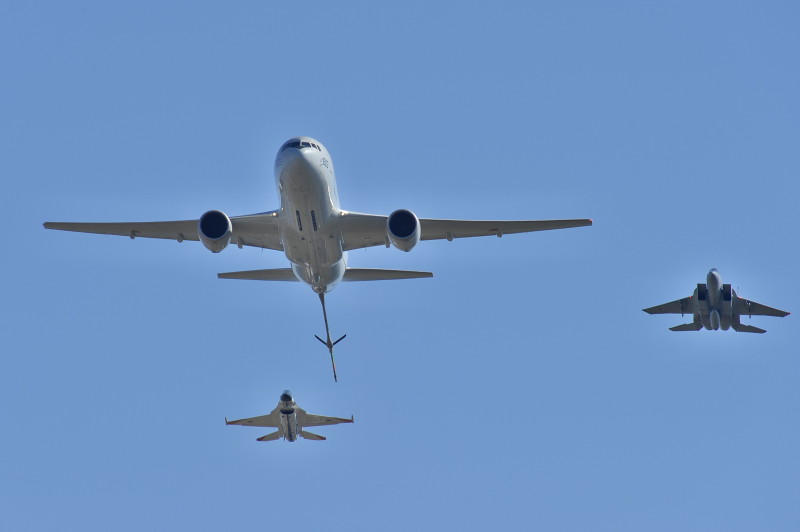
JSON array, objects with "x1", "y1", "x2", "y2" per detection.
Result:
[{"x1": 2, "y1": 2, "x2": 799, "y2": 530}]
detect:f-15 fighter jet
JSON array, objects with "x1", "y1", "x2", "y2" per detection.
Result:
[
  {"x1": 643, "y1": 268, "x2": 789, "y2": 333},
  {"x1": 226, "y1": 390, "x2": 353, "y2": 442}
]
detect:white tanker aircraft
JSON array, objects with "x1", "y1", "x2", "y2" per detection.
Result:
[
  {"x1": 44, "y1": 136, "x2": 592, "y2": 380},
  {"x1": 643, "y1": 268, "x2": 790, "y2": 333}
]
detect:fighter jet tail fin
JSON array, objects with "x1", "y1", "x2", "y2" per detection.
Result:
[
  {"x1": 256, "y1": 431, "x2": 283, "y2": 442},
  {"x1": 731, "y1": 323, "x2": 766, "y2": 334},
  {"x1": 669, "y1": 322, "x2": 703, "y2": 331},
  {"x1": 300, "y1": 431, "x2": 326, "y2": 441}
]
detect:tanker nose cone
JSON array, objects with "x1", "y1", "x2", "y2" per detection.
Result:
[{"x1": 280, "y1": 391, "x2": 293, "y2": 403}]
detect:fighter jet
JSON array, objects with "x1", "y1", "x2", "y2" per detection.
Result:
[
  {"x1": 643, "y1": 268, "x2": 790, "y2": 333},
  {"x1": 225, "y1": 390, "x2": 353, "y2": 442}
]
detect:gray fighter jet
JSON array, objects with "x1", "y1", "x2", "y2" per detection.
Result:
[
  {"x1": 226, "y1": 390, "x2": 353, "y2": 442},
  {"x1": 643, "y1": 269, "x2": 789, "y2": 333}
]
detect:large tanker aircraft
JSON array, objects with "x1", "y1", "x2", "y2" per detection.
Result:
[
  {"x1": 44, "y1": 136, "x2": 592, "y2": 380},
  {"x1": 643, "y1": 268, "x2": 789, "y2": 333}
]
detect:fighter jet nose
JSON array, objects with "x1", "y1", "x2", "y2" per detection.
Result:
[{"x1": 280, "y1": 391, "x2": 293, "y2": 403}]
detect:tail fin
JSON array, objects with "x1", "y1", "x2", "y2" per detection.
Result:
[
  {"x1": 218, "y1": 268, "x2": 298, "y2": 281},
  {"x1": 300, "y1": 430, "x2": 326, "y2": 441},
  {"x1": 217, "y1": 268, "x2": 433, "y2": 282},
  {"x1": 732, "y1": 323, "x2": 766, "y2": 333},
  {"x1": 342, "y1": 268, "x2": 433, "y2": 281},
  {"x1": 669, "y1": 322, "x2": 703, "y2": 331},
  {"x1": 256, "y1": 431, "x2": 283, "y2": 442}
]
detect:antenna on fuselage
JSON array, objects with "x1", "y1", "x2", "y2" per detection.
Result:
[{"x1": 315, "y1": 292, "x2": 346, "y2": 382}]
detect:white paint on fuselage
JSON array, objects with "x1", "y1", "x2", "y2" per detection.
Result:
[{"x1": 275, "y1": 137, "x2": 346, "y2": 294}]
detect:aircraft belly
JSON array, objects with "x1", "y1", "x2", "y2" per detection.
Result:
[
  {"x1": 281, "y1": 412, "x2": 298, "y2": 442},
  {"x1": 279, "y1": 168, "x2": 345, "y2": 293}
]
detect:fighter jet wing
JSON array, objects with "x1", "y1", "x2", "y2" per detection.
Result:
[
  {"x1": 296, "y1": 407, "x2": 353, "y2": 427},
  {"x1": 43, "y1": 211, "x2": 284, "y2": 251},
  {"x1": 338, "y1": 211, "x2": 591, "y2": 251},
  {"x1": 643, "y1": 297, "x2": 694, "y2": 315},
  {"x1": 225, "y1": 407, "x2": 281, "y2": 428},
  {"x1": 734, "y1": 297, "x2": 790, "y2": 318}
]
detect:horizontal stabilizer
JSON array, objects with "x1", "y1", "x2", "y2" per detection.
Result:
[
  {"x1": 342, "y1": 268, "x2": 433, "y2": 282},
  {"x1": 732, "y1": 323, "x2": 766, "y2": 334},
  {"x1": 218, "y1": 268, "x2": 298, "y2": 281},
  {"x1": 256, "y1": 430, "x2": 282, "y2": 442},
  {"x1": 669, "y1": 322, "x2": 703, "y2": 332},
  {"x1": 300, "y1": 430, "x2": 326, "y2": 441}
]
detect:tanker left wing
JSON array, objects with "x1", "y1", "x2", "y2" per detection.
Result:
[{"x1": 43, "y1": 210, "x2": 284, "y2": 251}]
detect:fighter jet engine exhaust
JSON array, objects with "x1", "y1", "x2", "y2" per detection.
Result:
[
  {"x1": 386, "y1": 209, "x2": 420, "y2": 252},
  {"x1": 198, "y1": 210, "x2": 232, "y2": 253}
]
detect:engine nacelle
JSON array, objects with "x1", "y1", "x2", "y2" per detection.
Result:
[
  {"x1": 198, "y1": 210, "x2": 232, "y2": 253},
  {"x1": 386, "y1": 209, "x2": 420, "y2": 252}
]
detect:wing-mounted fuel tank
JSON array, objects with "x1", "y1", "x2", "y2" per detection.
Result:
[
  {"x1": 198, "y1": 210, "x2": 232, "y2": 253},
  {"x1": 386, "y1": 209, "x2": 420, "y2": 252}
]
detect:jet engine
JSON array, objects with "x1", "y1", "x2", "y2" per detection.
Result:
[
  {"x1": 386, "y1": 209, "x2": 420, "y2": 252},
  {"x1": 198, "y1": 210, "x2": 232, "y2": 253}
]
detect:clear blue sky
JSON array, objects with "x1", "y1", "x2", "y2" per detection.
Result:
[{"x1": 2, "y1": 2, "x2": 798, "y2": 530}]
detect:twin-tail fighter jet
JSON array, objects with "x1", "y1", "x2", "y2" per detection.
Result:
[
  {"x1": 643, "y1": 269, "x2": 790, "y2": 333},
  {"x1": 225, "y1": 390, "x2": 353, "y2": 442},
  {"x1": 44, "y1": 136, "x2": 592, "y2": 380}
]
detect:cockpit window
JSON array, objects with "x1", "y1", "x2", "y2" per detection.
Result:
[
  {"x1": 280, "y1": 140, "x2": 301, "y2": 152},
  {"x1": 280, "y1": 140, "x2": 322, "y2": 152}
]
